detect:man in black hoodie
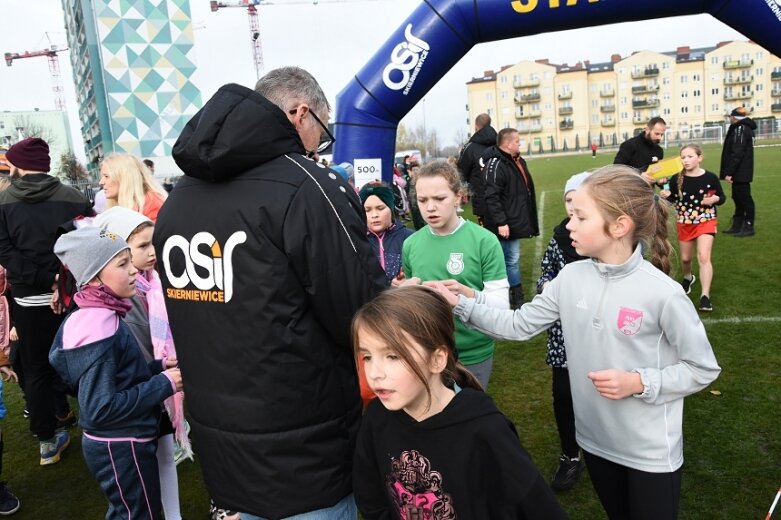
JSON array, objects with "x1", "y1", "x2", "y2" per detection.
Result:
[
  {"x1": 457, "y1": 113, "x2": 497, "y2": 223},
  {"x1": 0, "y1": 137, "x2": 92, "y2": 465},
  {"x1": 154, "y1": 67, "x2": 386, "y2": 519},
  {"x1": 614, "y1": 116, "x2": 666, "y2": 183},
  {"x1": 720, "y1": 106, "x2": 757, "y2": 237}
]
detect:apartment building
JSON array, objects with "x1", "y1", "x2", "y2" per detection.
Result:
[{"x1": 466, "y1": 40, "x2": 781, "y2": 151}]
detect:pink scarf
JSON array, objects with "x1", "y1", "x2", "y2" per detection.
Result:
[
  {"x1": 74, "y1": 285, "x2": 133, "y2": 316},
  {"x1": 136, "y1": 271, "x2": 193, "y2": 461}
]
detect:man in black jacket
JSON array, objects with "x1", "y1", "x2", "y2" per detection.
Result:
[
  {"x1": 0, "y1": 137, "x2": 92, "y2": 465},
  {"x1": 720, "y1": 107, "x2": 757, "y2": 236},
  {"x1": 154, "y1": 68, "x2": 386, "y2": 519},
  {"x1": 457, "y1": 113, "x2": 497, "y2": 223},
  {"x1": 614, "y1": 116, "x2": 666, "y2": 183},
  {"x1": 482, "y1": 128, "x2": 539, "y2": 309}
]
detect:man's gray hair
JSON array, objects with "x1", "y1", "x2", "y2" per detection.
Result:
[{"x1": 255, "y1": 66, "x2": 330, "y2": 117}]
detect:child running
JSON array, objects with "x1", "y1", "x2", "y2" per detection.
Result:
[
  {"x1": 660, "y1": 144, "x2": 725, "y2": 312},
  {"x1": 430, "y1": 165, "x2": 721, "y2": 520},
  {"x1": 49, "y1": 226, "x2": 182, "y2": 520},
  {"x1": 352, "y1": 285, "x2": 568, "y2": 519},
  {"x1": 402, "y1": 160, "x2": 508, "y2": 389},
  {"x1": 94, "y1": 206, "x2": 192, "y2": 520}
]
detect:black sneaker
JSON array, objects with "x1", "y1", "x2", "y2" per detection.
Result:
[
  {"x1": 0, "y1": 481, "x2": 20, "y2": 515},
  {"x1": 699, "y1": 295, "x2": 713, "y2": 312},
  {"x1": 680, "y1": 275, "x2": 696, "y2": 295},
  {"x1": 55, "y1": 410, "x2": 77, "y2": 430},
  {"x1": 550, "y1": 454, "x2": 585, "y2": 491}
]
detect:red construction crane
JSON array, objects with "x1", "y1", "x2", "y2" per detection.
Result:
[
  {"x1": 4, "y1": 45, "x2": 69, "y2": 111},
  {"x1": 209, "y1": 0, "x2": 379, "y2": 79}
]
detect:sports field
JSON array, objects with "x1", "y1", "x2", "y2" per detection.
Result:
[{"x1": 3, "y1": 143, "x2": 779, "y2": 519}]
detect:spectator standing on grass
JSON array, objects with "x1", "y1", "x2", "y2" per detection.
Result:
[
  {"x1": 457, "y1": 113, "x2": 497, "y2": 225},
  {"x1": 720, "y1": 106, "x2": 757, "y2": 237},
  {"x1": 614, "y1": 117, "x2": 666, "y2": 184},
  {"x1": 536, "y1": 172, "x2": 590, "y2": 492},
  {"x1": 154, "y1": 67, "x2": 385, "y2": 519},
  {"x1": 661, "y1": 144, "x2": 725, "y2": 313},
  {"x1": 431, "y1": 166, "x2": 721, "y2": 520},
  {"x1": 482, "y1": 128, "x2": 539, "y2": 309},
  {"x1": 0, "y1": 137, "x2": 92, "y2": 466}
]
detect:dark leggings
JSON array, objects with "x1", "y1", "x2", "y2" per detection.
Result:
[
  {"x1": 584, "y1": 451, "x2": 682, "y2": 520},
  {"x1": 731, "y1": 182, "x2": 755, "y2": 222},
  {"x1": 552, "y1": 367, "x2": 578, "y2": 457}
]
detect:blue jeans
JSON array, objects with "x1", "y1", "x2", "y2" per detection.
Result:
[
  {"x1": 500, "y1": 238, "x2": 521, "y2": 287},
  {"x1": 240, "y1": 494, "x2": 356, "y2": 520}
]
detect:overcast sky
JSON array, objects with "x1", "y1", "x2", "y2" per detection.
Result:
[{"x1": 1, "y1": 0, "x2": 747, "y2": 160}]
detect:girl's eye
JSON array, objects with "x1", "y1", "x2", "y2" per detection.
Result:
[{"x1": 387, "y1": 354, "x2": 399, "y2": 361}]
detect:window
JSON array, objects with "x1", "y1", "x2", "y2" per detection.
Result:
[
  {"x1": 663, "y1": 93, "x2": 671, "y2": 100},
  {"x1": 621, "y1": 112, "x2": 628, "y2": 120},
  {"x1": 712, "y1": 103, "x2": 720, "y2": 111},
  {"x1": 756, "y1": 51, "x2": 764, "y2": 59},
  {"x1": 680, "y1": 75, "x2": 688, "y2": 84},
  {"x1": 712, "y1": 74, "x2": 720, "y2": 81},
  {"x1": 681, "y1": 106, "x2": 689, "y2": 113},
  {"x1": 592, "y1": 115, "x2": 599, "y2": 123},
  {"x1": 663, "y1": 77, "x2": 671, "y2": 85},
  {"x1": 693, "y1": 74, "x2": 700, "y2": 81},
  {"x1": 662, "y1": 62, "x2": 670, "y2": 69},
  {"x1": 532, "y1": 103, "x2": 540, "y2": 111},
  {"x1": 501, "y1": 92, "x2": 507, "y2": 99},
  {"x1": 592, "y1": 99, "x2": 598, "y2": 108},
  {"x1": 544, "y1": 72, "x2": 552, "y2": 80},
  {"x1": 501, "y1": 76, "x2": 507, "y2": 84},
  {"x1": 756, "y1": 100, "x2": 763, "y2": 107},
  {"x1": 486, "y1": 93, "x2": 493, "y2": 101},
  {"x1": 712, "y1": 88, "x2": 720, "y2": 95},
  {"x1": 756, "y1": 84, "x2": 764, "y2": 91},
  {"x1": 663, "y1": 108, "x2": 671, "y2": 115},
  {"x1": 756, "y1": 68, "x2": 763, "y2": 76},
  {"x1": 681, "y1": 91, "x2": 689, "y2": 98},
  {"x1": 695, "y1": 105, "x2": 701, "y2": 113},
  {"x1": 545, "y1": 103, "x2": 552, "y2": 110},
  {"x1": 621, "y1": 97, "x2": 627, "y2": 104},
  {"x1": 693, "y1": 90, "x2": 701, "y2": 97},
  {"x1": 711, "y1": 56, "x2": 719, "y2": 64}
]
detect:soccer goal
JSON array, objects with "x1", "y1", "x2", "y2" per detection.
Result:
[{"x1": 663, "y1": 124, "x2": 724, "y2": 148}]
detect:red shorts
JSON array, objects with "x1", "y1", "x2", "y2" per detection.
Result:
[{"x1": 677, "y1": 219, "x2": 718, "y2": 241}]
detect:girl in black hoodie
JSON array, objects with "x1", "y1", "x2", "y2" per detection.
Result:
[{"x1": 352, "y1": 285, "x2": 567, "y2": 520}]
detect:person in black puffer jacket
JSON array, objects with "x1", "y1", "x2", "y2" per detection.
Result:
[
  {"x1": 457, "y1": 113, "x2": 497, "y2": 222},
  {"x1": 720, "y1": 106, "x2": 757, "y2": 236}
]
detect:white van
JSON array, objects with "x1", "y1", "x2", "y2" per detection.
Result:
[{"x1": 394, "y1": 149, "x2": 422, "y2": 166}]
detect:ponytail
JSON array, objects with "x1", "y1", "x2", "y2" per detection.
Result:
[
  {"x1": 650, "y1": 194, "x2": 672, "y2": 275},
  {"x1": 448, "y1": 362, "x2": 483, "y2": 391}
]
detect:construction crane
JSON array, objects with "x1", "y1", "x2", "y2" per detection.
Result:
[
  {"x1": 4, "y1": 45, "x2": 69, "y2": 111},
  {"x1": 210, "y1": 0, "x2": 379, "y2": 79}
]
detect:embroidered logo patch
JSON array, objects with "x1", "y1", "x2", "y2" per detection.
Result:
[
  {"x1": 446, "y1": 253, "x2": 464, "y2": 275},
  {"x1": 617, "y1": 307, "x2": 643, "y2": 335}
]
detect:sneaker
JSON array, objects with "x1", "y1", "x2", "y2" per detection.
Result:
[
  {"x1": 0, "y1": 482, "x2": 20, "y2": 515},
  {"x1": 680, "y1": 275, "x2": 696, "y2": 295},
  {"x1": 55, "y1": 410, "x2": 77, "y2": 430},
  {"x1": 550, "y1": 454, "x2": 585, "y2": 491},
  {"x1": 209, "y1": 500, "x2": 239, "y2": 520},
  {"x1": 39, "y1": 430, "x2": 70, "y2": 466},
  {"x1": 21, "y1": 409, "x2": 29, "y2": 419},
  {"x1": 699, "y1": 295, "x2": 713, "y2": 312}
]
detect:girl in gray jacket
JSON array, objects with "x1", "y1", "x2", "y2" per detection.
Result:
[{"x1": 429, "y1": 165, "x2": 721, "y2": 520}]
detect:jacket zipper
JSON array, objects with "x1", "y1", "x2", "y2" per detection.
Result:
[{"x1": 593, "y1": 271, "x2": 609, "y2": 330}]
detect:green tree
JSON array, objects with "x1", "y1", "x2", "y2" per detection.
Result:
[{"x1": 57, "y1": 151, "x2": 88, "y2": 181}]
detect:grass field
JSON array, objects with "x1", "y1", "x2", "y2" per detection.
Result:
[{"x1": 2, "y1": 143, "x2": 780, "y2": 519}]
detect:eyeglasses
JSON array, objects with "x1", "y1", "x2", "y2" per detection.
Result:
[{"x1": 288, "y1": 107, "x2": 335, "y2": 154}]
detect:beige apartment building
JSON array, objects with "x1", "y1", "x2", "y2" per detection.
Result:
[{"x1": 466, "y1": 40, "x2": 781, "y2": 151}]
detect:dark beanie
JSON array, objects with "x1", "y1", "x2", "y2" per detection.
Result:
[
  {"x1": 6, "y1": 137, "x2": 51, "y2": 172},
  {"x1": 359, "y1": 183, "x2": 395, "y2": 211}
]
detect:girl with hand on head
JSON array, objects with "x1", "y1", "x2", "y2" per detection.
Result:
[
  {"x1": 352, "y1": 285, "x2": 567, "y2": 520},
  {"x1": 659, "y1": 144, "x2": 725, "y2": 312},
  {"x1": 402, "y1": 160, "x2": 508, "y2": 390},
  {"x1": 429, "y1": 165, "x2": 721, "y2": 520}
]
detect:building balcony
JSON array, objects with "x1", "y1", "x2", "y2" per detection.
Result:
[
  {"x1": 633, "y1": 116, "x2": 646, "y2": 124},
  {"x1": 559, "y1": 119, "x2": 574, "y2": 130},
  {"x1": 631, "y1": 85, "x2": 660, "y2": 94},
  {"x1": 514, "y1": 93, "x2": 541, "y2": 103},
  {"x1": 601, "y1": 119, "x2": 616, "y2": 127},
  {"x1": 514, "y1": 79, "x2": 540, "y2": 88},
  {"x1": 515, "y1": 110, "x2": 541, "y2": 119},
  {"x1": 632, "y1": 98, "x2": 660, "y2": 108},
  {"x1": 772, "y1": 71, "x2": 781, "y2": 80},
  {"x1": 559, "y1": 106, "x2": 573, "y2": 116},
  {"x1": 631, "y1": 68, "x2": 659, "y2": 79},
  {"x1": 557, "y1": 91, "x2": 572, "y2": 100},
  {"x1": 771, "y1": 89, "x2": 781, "y2": 97},
  {"x1": 600, "y1": 104, "x2": 616, "y2": 113},
  {"x1": 724, "y1": 76, "x2": 753, "y2": 86},
  {"x1": 772, "y1": 103, "x2": 781, "y2": 113},
  {"x1": 723, "y1": 92, "x2": 753, "y2": 101},
  {"x1": 723, "y1": 59, "x2": 753, "y2": 69},
  {"x1": 519, "y1": 125, "x2": 543, "y2": 133}
]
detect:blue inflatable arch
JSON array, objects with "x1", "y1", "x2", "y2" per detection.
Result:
[{"x1": 333, "y1": 0, "x2": 781, "y2": 182}]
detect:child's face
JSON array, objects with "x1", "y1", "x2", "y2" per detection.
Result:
[
  {"x1": 566, "y1": 188, "x2": 613, "y2": 261},
  {"x1": 680, "y1": 147, "x2": 703, "y2": 172},
  {"x1": 564, "y1": 190, "x2": 576, "y2": 217},
  {"x1": 127, "y1": 225, "x2": 156, "y2": 272},
  {"x1": 358, "y1": 327, "x2": 433, "y2": 419},
  {"x1": 95, "y1": 249, "x2": 138, "y2": 298},
  {"x1": 364, "y1": 195, "x2": 393, "y2": 234},
  {"x1": 415, "y1": 175, "x2": 460, "y2": 234}
]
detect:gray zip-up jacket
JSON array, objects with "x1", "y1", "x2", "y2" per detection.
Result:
[{"x1": 454, "y1": 245, "x2": 720, "y2": 473}]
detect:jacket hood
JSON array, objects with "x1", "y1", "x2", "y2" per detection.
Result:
[
  {"x1": 391, "y1": 388, "x2": 502, "y2": 430},
  {"x1": 470, "y1": 125, "x2": 497, "y2": 147},
  {"x1": 49, "y1": 336, "x2": 114, "y2": 390},
  {"x1": 734, "y1": 117, "x2": 757, "y2": 130},
  {"x1": 7, "y1": 173, "x2": 61, "y2": 202},
  {"x1": 482, "y1": 144, "x2": 513, "y2": 162},
  {"x1": 553, "y1": 217, "x2": 585, "y2": 264},
  {"x1": 172, "y1": 83, "x2": 306, "y2": 182}
]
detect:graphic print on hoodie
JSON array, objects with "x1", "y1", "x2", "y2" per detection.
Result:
[{"x1": 388, "y1": 449, "x2": 455, "y2": 519}]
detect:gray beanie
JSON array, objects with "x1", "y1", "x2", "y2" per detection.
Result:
[
  {"x1": 93, "y1": 206, "x2": 152, "y2": 241},
  {"x1": 54, "y1": 226, "x2": 130, "y2": 287}
]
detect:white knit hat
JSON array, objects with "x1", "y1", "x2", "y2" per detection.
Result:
[
  {"x1": 564, "y1": 171, "x2": 592, "y2": 199},
  {"x1": 93, "y1": 206, "x2": 152, "y2": 241}
]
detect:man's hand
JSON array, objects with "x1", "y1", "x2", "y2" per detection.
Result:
[
  {"x1": 50, "y1": 288, "x2": 65, "y2": 315},
  {"x1": 587, "y1": 369, "x2": 644, "y2": 400},
  {"x1": 497, "y1": 224, "x2": 510, "y2": 239},
  {"x1": 0, "y1": 366, "x2": 18, "y2": 383},
  {"x1": 725, "y1": 175, "x2": 733, "y2": 184}
]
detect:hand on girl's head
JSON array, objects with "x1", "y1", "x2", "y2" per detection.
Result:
[
  {"x1": 398, "y1": 276, "x2": 421, "y2": 287},
  {"x1": 423, "y1": 281, "x2": 459, "y2": 307}
]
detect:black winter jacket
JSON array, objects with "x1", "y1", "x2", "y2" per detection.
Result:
[
  {"x1": 0, "y1": 174, "x2": 92, "y2": 298},
  {"x1": 482, "y1": 146, "x2": 539, "y2": 239},
  {"x1": 720, "y1": 117, "x2": 756, "y2": 183},
  {"x1": 613, "y1": 131, "x2": 664, "y2": 172},
  {"x1": 154, "y1": 83, "x2": 386, "y2": 519},
  {"x1": 457, "y1": 125, "x2": 497, "y2": 217}
]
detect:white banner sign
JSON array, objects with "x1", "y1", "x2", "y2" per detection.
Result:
[{"x1": 353, "y1": 158, "x2": 383, "y2": 189}]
